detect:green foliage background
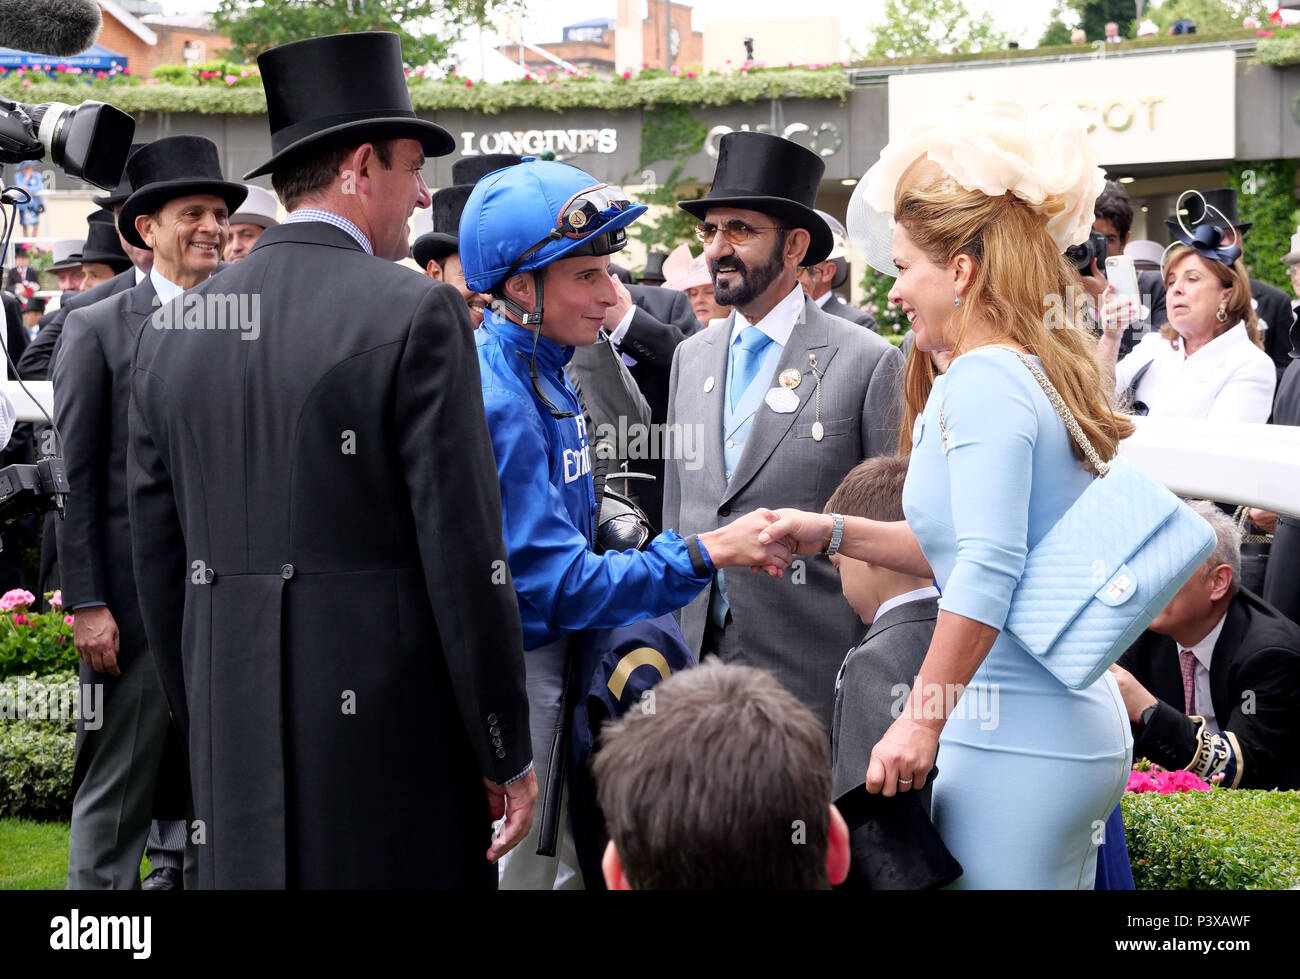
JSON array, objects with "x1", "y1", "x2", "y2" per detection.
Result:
[
  {"x1": 854, "y1": 0, "x2": 1011, "y2": 59},
  {"x1": 632, "y1": 105, "x2": 708, "y2": 260},
  {"x1": 1229, "y1": 159, "x2": 1300, "y2": 292}
]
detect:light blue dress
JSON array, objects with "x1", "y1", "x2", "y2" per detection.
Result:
[{"x1": 902, "y1": 346, "x2": 1132, "y2": 889}]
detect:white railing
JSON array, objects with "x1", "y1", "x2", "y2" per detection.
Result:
[{"x1": 5, "y1": 380, "x2": 1299, "y2": 517}]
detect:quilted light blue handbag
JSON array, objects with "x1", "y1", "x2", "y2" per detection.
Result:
[{"x1": 951, "y1": 350, "x2": 1217, "y2": 690}]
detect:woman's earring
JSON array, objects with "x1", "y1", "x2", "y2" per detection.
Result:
[
  {"x1": 1216, "y1": 301, "x2": 1228, "y2": 324},
  {"x1": 953, "y1": 294, "x2": 962, "y2": 308}
]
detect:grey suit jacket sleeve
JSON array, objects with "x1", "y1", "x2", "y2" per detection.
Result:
[
  {"x1": 860, "y1": 341, "x2": 906, "y2": 458},
  {"x1": 53, "y1": 310, "x2": 111, "y2": 610},
  {"x1": 662, "y1": 341, "x2": 686, "y2": 535}
]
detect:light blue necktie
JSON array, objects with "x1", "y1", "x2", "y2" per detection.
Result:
[{"x1": 730, "y1": 326, "x2": 773, "y2": 412}]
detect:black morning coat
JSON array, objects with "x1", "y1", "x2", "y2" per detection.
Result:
[
  {"x1": 127, "y1": 221, "x2": 531, "y2": 889},
  {"x1": 53, "y1": 275, "x2": 188, "y2": 813}
]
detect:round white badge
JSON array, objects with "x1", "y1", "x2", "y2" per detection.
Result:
[{"x1": 764, "y1": 387, "x2": 799, "y2": 414}]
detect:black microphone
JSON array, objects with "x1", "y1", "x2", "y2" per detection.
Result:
[{"x1": 0, "y1": 0, "x2": 101, "y2": 57}]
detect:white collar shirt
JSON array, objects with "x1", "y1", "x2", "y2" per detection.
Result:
[{"x1": 729, "y1": 282, "x2": 804, "y2": 348}]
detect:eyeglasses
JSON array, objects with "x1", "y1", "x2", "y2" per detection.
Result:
[{"x1": 694, "y1": 220, "x2": 791, "y2": 246}]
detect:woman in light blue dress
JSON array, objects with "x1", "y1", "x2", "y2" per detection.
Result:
[{"x1": 762, "y1": 102, "x2": 1135, "y2": 887}]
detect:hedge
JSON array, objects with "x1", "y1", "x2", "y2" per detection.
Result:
[
  {"x1": 0, "y1": 671, "x2": 77, "y2": 822},
  {"x1": 1121, "y1": 788, "x2": 1300, "y2": 889},
  {"x1": 0, "y1": 67, "x2": 850, "y2": 116}
]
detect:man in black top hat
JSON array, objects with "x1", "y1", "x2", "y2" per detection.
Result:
[
  {"x1": 4, "y1": 244, "x2": 39, "y2": 296},
  {"x1": 637, "y1": 251, "x2": 668, "y2": 286},
  {"x1": 54, "y1": 135, "x2": 245, "y2": 889},
  {"x1": 664, "y1": 130, "x2": 904, "y2": 730},
  {"x1": 127, "y1": 31, "x2": 535, "y2": 889},
  {"x1": 411, "y1": 153, "x2": 519, "y2": 326},
  {"x1": 1167, "y1": 188, "x2": 1295, "y2": 379}
]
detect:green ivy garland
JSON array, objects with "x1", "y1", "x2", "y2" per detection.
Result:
[
  {"x1": 631, "y1": 104, "x2": 709, "y2": 260},
  {"x1": 0, "y1": 67, "x2": 850, "y2": 117}
]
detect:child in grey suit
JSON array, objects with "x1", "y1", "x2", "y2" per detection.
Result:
[{"x1": 826, "y1": 456, "x2": 940, "y2": 804}]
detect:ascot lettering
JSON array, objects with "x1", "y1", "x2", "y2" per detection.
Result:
[{"x1": 460, "y1": 128, "x2": 618, "y2": 157}]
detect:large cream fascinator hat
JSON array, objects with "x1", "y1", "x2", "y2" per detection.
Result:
[{"x1": 846, "y1": 100, "x2": 1106, "y2": 276}]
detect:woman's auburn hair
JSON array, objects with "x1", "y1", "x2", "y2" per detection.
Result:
[
  {"x1": 1158, "y1": 244, "x2": 1261, "y2": 350},
  {"x1": 893, "y1": 178, "x2": 1134, "y2": 471}
]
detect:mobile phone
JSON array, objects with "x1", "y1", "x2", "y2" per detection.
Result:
[{"x1": 1105, "y1": 255, "x2": 1145, "y2": 321}]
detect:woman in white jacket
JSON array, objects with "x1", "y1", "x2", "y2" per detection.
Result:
[{"x1": 1097, "y1": 225, "x2": 1276, "y2": 423}]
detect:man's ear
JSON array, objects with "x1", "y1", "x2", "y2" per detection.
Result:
[
  {"x1": 602, "y1": 839, "x2": 633, "y2": 890},
  {"x1": 425, "y1": 259, "x2": 443, "y2": 281},
  {"x1": 1208, "y1": 564, "x2": 1234, "y2": 602},
  {"x1": 135, "y1": 214, "x2": 156, "y2": 251},
  {"x1": 502, "y1": 270, "x2": 536, "y2": 309},
  {"x1": 786, "y1": 227, "x2": 812, "y2": 267},
  {"x1": 826, "y1": 804, "x2": 851, "y2": 887}
]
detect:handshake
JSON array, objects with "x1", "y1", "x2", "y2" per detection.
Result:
[{"x1": 696, "y1": 507, "x2": 833, "y2": 576}]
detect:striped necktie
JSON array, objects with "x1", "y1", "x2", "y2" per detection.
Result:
[{"x1": 1178, "y1": 649, "x2": 1197, "y2": 715}]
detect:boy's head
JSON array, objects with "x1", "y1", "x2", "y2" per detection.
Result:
[
  {"x1": 594, "y1": 661, "x2": 850, "y2": 890},
  {"x1": 825, "y1": 455, "x2": 928, "y2": 624}
]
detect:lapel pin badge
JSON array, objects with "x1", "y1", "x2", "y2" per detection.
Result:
[{"x1": 779, "y1": 368, "x2": 801, "y2": 389}]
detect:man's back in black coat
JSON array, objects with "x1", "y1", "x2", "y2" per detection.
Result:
[
  {"x1": 128, "y1": 221, "x2": 530, "y2": 888},
  {"x1": 1117, "y1": 588, "x2": 1300, "y2": 790}
]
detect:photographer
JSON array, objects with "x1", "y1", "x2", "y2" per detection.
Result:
[{"x1": 1088, "y1": 180, "x2": 1165, "y2": 357}]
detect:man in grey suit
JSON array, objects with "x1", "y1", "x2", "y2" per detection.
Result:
[
  {"x1": 664, "y1": 131, "x2": 904, "y2": 729},
  {"x1": 54, "y1": 135, "x2": 245, "y2": 888}
]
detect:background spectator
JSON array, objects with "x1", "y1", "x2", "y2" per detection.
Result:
[{"x1": 1112, "y1": 501, "x2": 1300, "y2": 790}]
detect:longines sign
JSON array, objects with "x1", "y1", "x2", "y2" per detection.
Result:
[
  {"x1": 458, "y1": 127, "x2": 618, "y2": 156},
  {"x1": 888, "y1": 50, "x2": 1236, "y2": 165}
]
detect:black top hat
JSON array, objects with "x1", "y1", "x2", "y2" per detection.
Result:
[
  {"x1": 678, "y1": 131, "x2": 832, "y2": 265},
  {"x1": 1164, "y1": 187, "x2": 1251, "y2": 238},
  {"x1": 411, "y1": 155, "x2": 524, "y2": 267},
  {"x1": 245, "y1": 32, "x2": 455, "y2": 180},
  {"x1": 118, "y1": 136, "x2": 248, "y2": 250},
  {"x1": 450, "y1": 154, "x2": 524, "y2": 187},
  {"x1": 93, "y1": 142, "x2": 150, "y2": 207},
  {"x1": 639, "y1": 251, "x2": 668, "y2": 283},
  {"x1": 79, "y1": 211, "x2": 134, "y2": 272},
  {"x1": 24, "y1": 296, "x2": 47, "y2": 316},
  {"x1": 832, "y1": 778, "x2": 963, "y2": 891}
]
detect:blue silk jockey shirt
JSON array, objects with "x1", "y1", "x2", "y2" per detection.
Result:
[{"x1": 475, "y1": 308, "x2": 714, "y2": 650}]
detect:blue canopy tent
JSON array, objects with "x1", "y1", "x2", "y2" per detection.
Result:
[{"x1": 0, "y1": 44, "x2": 128, "y2": 72}]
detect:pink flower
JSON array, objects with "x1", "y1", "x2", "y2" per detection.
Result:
[
  {"x1": 670, "y1": 64, "x2": 681, "y2": 75},
  {"x1": 96, "y1": 70, "x2": 106, "y2": 79},
  {"x1": 621, "y1": 70, "x2": 631, "y2": 79},
  {"x1": 21, "y1": 79, "x2": 30, "y2": 88},
  {"x1": 0, "y1": 589, "x2": 36, "y2": 611},
  {"x1": 145, "y1": 78, "x2": 160, "y2": 84},
  {"x1": 64, "y1": 615, "x2": 75, "y2": 626},
  {"x1": 49, "y1": 591, "x2": 62, "y2": 608},
  {"x1": 686, "y1": 71, "x2": 696, "y2": 78},
  {"x1": 12, "y1": 614, "x2": 30, "y2": 626},
  {"x1": 123, "y1": 67, "x2": 132, "y2": 75},
  {"x1": 464, "y1": 78, "x2": 473, "y2": 87},
  {"x1": 224, "y1": 74, "x2": 237, "y2": 85}
]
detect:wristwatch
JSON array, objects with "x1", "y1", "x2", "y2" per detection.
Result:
[{"x1": 824, "y1": 513, "x2": 845, "y2": 557}]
